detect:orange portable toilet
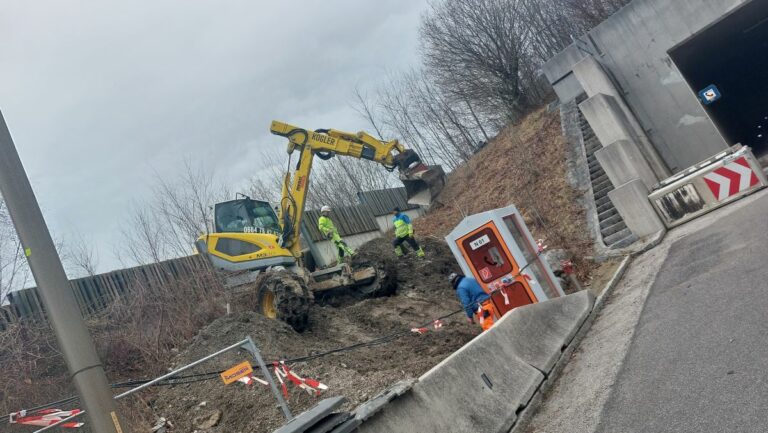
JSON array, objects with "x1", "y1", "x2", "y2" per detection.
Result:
[{"x1": 445, "y1": 205, "x2": 564, "y2": 320}]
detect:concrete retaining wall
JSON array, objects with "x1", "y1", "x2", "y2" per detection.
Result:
[
  {"x1": 357, "y1": 291, "x2": 595, "y2": 433},
  {"x1": 595, "y1": 139, "x2": 658, "y2": 191},
  {"x1": 544, "y1": 0, "x2": 737, "y2": 173}
]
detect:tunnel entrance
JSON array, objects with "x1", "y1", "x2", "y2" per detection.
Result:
[{"x1": 669, "y1": 0, "x2": 768, "y2": 157}]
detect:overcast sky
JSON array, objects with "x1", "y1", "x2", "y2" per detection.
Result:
[{"x1": 0, "y1": 0, "x2": 428, "y2": 274}]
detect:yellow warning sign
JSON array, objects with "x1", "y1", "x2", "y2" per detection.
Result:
[{"x1": 221, "y1": 361, "x2": 253, "y2": 385}]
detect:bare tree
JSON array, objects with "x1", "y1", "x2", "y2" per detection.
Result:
[
  {"x1": 421, "y1": 0, "x2": 533, "y2": 119},
  {"x1": 372, "y1": 69, "x2": 499, "y2": 171},
  {"x1": 65, "y1": 233, "x2": 99, "y2": 278},
  {"x1": 118, "y1": 161, "x2": 230, "y2": 265},
  {"x1": 351, "y1": 86, "x2": 386, "y2": 140},
  {"x1": 555, "y1": 0, "x2": 630, "y2": 30},
  {"x1": 120, "y1": 205, "x2": 167, "y2": 265},
  {"x1": 0, "y1": 198, "x2": 30, "y2": 303}
]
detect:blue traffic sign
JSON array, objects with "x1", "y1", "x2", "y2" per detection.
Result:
[{"x1": 699, "y1": 85, "x2": 721, "y2": 105}]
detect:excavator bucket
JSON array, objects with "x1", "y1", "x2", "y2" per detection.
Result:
[{"x1": 401, "y1": 164, "x2": 446, "y2": 206}]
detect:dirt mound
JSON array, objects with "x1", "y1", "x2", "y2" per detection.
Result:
[
  {"x1": 353, "y1": 237, "x2": 459, "y2": 291},
  {"x1": 150, "y1": 237, "x2": 476, "y2": 433}
]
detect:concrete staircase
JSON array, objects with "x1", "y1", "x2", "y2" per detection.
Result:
[{"x1": 579, "y1": 113, "x2": 638, "y2": 249}]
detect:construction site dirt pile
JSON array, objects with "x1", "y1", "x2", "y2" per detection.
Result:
[{"x1": 150, "y1": 238, "x2": 478, "y2": 433}]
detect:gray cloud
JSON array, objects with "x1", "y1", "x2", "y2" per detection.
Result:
[{"x1": 0, "y1": 0, "x2": 427, "y2": 272}]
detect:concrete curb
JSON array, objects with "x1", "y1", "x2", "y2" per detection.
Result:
[
  {"x1": 594, "y1": 255, "x2": 632, "y2": 312},
  {"x1": 509, "y1": 254, "x2": 632, "y2": 433},
  {"x1": 356, "y1": 292, "x2": 595, "y2": 433},
  {"x1": 600, "y1": 228, "x2": 665, "y2": 260}
]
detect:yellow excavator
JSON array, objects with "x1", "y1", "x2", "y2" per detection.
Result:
[{"x1": 196, "y1": 121, "x2": 444, "y2": 330}]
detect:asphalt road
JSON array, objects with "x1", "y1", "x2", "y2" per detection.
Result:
[{"x1": 596, "y1": 194, "x2": 768, "y2": 433}]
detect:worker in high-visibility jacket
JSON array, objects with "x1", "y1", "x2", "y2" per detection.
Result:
[
  {"x1": 318, "y1": 205, "x2": 355, "y2": 264},
  {"x1": 391, "y1": 207, "x2": 425, "y2": 258},
  {"x1": 449, "y1": 272, "x2": 495, "y2": 331}
]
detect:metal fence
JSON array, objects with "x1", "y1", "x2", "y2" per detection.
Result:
[{"x1": 0, "y1": 254, "x2": 211, "y2": 331}]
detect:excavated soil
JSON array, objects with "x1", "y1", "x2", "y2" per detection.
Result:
[{"x1": 150, "y1": 238, "x2": 478, "y2": 433}]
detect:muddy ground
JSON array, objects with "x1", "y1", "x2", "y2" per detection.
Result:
[{"x1": 149, "y1": 238, "x2": 479, "y2": 433}]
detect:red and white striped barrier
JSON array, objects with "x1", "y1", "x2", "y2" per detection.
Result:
[
  {"x1": 703, "y1": 156, "x2": 759, "y2": 200},
  {"x1": 9, "y1": 409, "x2": 84, "y2": 428},
  {"x1": 649, "y1": 145, "x2": 767, "y2": 228}
]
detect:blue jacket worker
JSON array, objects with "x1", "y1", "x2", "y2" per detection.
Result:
[{"x1": 449, "y1": 272, "x2": 495, "y2": 331}]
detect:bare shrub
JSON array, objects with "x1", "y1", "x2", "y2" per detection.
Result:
[{"x1": 0, "y1": 265, "x2": 225, "y2": 430}]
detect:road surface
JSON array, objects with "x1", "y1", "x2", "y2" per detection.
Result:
[{"x1": 525, "y1": 190, "x2": 768, "y2": 433}]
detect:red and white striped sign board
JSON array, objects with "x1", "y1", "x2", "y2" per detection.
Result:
[
  {"x1": 10, "y1": 409, "x2": 84, "y2": 428},
  {"x1": 703, "y1": 157, "x2": 759, "y2": 201}
]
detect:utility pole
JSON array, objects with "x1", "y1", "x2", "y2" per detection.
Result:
[{"x1": 0, "y1": 110, "x2": 131, "y2": 433}]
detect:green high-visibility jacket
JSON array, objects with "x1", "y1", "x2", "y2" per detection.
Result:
[
  {"x1": 318, "y1": 215, "x2": 341, "y2": 241},
  {"x1": 392, "y1": 213, "x2": 414, "y2": 238}
]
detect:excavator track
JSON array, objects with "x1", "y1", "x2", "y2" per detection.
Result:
[
  {"x1": 256, "y1": 270, "x2": 312, "y2": 332},
  {"x1": 355, "y1": 262, "x2": 397, "y2": 298}
]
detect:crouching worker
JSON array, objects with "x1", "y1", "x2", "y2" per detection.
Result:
[
  {"x1": 391, "y1": 207, "x2": 425, "y2": 258},
  {"x1": 449, "y1": 272, "x2": 495, "y2": 331},
  {"x1": 318, "y1": 205, "x2": 355, "y2": 264}
]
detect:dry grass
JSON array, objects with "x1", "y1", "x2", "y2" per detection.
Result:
[
  {"x1": 415, "y1": 107, "x2": 595, "y2": 280},
  {"x1": 0, "y1": 268, "x2": 225, "y2": 431}
]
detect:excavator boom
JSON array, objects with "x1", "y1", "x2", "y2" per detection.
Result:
[{"x1": 270, "y1": 120, "x2": 445, "y2": 256}]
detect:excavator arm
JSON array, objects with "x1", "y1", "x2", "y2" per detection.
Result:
[{"x1": 269, "y1": 120, "x2": 444, "y2": 257}]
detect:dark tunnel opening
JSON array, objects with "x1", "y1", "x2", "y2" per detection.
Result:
[{"x1": 670, "y1": 1, "x2": 768, "y2": 156}]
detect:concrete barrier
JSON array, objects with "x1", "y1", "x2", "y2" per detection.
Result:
[
  {"x1": 609, "y1": 179, "x2": 667, "y2": 239},
  {"x1": 356, "y1": 292, "x2": 596, "y2": 433},
  {"x1": 491, "y1": 290, "x2": 595, "y2": 374}
]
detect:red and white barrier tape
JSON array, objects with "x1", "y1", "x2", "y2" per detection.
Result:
[
  {"x1": 273, "y1": 362, "x2": 328, "y2": 398},
  {"x1": 412, "y1": 319, "x2": 444, "y2": 335},
  {"x1": 9, "y1": 409, "x2": 84, "y2": 428},
  {"x1": 236, "y1": 363, "x2": 328, "y2": 399},
  {"x1": 477, "y1": 304, "x2": 485, "y2": 326},
  {"x1": 237, "y1": 374, "x2": 269, "y2": 387}
]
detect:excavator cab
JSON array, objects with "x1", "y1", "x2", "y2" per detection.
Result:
[
  {"x1": 197, "y1": 197, "x2": 296, "y2": 273},
  {"x1": 214, "y1": 198, "x2": 281, "y2": 235}
]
